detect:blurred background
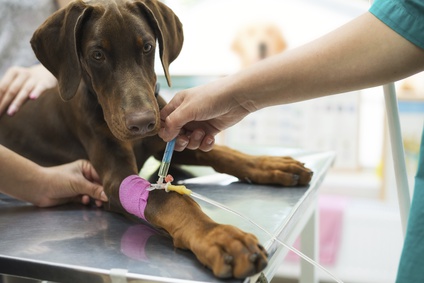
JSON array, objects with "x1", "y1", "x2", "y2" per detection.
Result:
[{"x1": 155, "y1": 0, "x2": 424, "y2": 282}]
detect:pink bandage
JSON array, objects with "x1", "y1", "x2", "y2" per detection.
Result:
[{"x1": 119, "y1": 175, "x2": 151, "y2": 221}]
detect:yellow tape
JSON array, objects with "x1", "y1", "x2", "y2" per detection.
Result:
[{"x1": 166, "y1": 184, "x2": 192, "y2": 195}]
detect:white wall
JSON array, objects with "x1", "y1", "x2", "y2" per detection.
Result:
[{"x1": 160, "y1": 0, "x2": 369, "y2": 75}]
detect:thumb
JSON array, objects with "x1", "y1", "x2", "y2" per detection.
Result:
[
  {"x1": 77, "y1": 181, "x2": 108, "y2": 202},
  {"x1": 160, "y1": 92, "x2": 194, "y2": 141},
  {"x1": 160, "y1": 101, "x2": 195, "y2": 141},
  {"x1": 77, "y1": 160, "x2": 108, "y2": 202},
  {"x1": 160, "y1": 111, "x2": 186, "y2": 141}
]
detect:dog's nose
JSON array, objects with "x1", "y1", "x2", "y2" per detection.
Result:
[
  {"x1": 125, "y1": 111, "x2": 156, "y2": 135},
  {"x1": 259, "y1": 42, "x2": 267, "y2": 59}
]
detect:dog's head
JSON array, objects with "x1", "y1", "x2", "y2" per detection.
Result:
[
  {"x1": 30, "y1": 0, "x2": 183, "y2": 140},
  {"x1": 232, "y1": 22, "x2": 286, "y2": 68}
]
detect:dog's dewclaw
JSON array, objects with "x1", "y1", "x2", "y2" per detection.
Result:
[{"x1": 167, "y1": 184, "x2": 192, "y2": 195}]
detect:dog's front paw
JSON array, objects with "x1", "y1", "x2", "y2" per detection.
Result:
[
  {"x1": 189, "y1": 224, "x2": 268, "y2": 278},
  {"x1": 242, "y1": 156, "x2": 313, "y2": 186}
]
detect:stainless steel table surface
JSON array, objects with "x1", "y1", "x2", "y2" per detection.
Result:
[{"x1": 0, "y1": 150, "x2": 335, "y2": 283}]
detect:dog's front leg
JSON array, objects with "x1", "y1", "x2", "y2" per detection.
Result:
[
  {"x1": 145, "y1": 189, "x2": 268, "y2": 279},
  {"x1": 171, "y1": 145, "x2": 314, "y2": 186},
  {"x1": 84, "y1": 140, "x2": 139, "y2": 213}
]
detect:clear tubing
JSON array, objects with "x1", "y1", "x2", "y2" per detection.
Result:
[{"x1": 189, "y1": 191, "x2": 344, "y2": 283}]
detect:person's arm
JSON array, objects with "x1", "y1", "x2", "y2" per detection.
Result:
[
  {"x1": 0, "y1": 145, "x2": 107, "y2": 207},
  {"x1": 159, "y1": 12, "x2": 424, "y2": 151}
]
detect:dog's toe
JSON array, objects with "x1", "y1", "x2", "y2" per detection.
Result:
[
  {"x1": 200, "y1": 225, "x2": 268, "y2": 279},
  {"x1": 232, "y1": 250, "x2": 268, "y2": 279}
]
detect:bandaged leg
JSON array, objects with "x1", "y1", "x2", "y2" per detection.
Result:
[{"x1": 119, "y1": 175, "x2": 150, "y2": 221}]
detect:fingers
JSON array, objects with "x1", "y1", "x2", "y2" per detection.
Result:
[
  {"x1": 187, "y1": 130, "x2": 206, "y2": 150},
  {"x1": 0, "y1": 67, "x2": 29, "y2": 115},
  {"x1": 75, "y1": 160, "x2": 108, "y2": 203},
  {"x1": 174, "y1": 135, "x2": 189, "y2": 151},
  {"x1": 75, "y1": 178, "x2": 108, "y2": 203},
  {"x1": 172, "y1": 131, "x2": 215, "y2": 152},
  {"x1": 160, "y1": 103, "x2": 216, "y2": 152},
  {"x1": 27, "y1": 82, "x2": 45, "y2": 100},
  {"x1": 164, "y1": 131, "x2": 216, "y2": 152},
  {"x1": 184, "y1": 130, "x2": 215, "y2": 151},
  {"x1": 81, "y1": 195, "x2": 91, "y2": 205},
  {"x1": 7, "y1": 81, "x2": 37, "y2": 115},
  {"x1": 159, "y1": 91, "x2": 211, "y2": 142},
  {"x1": 78, "y1": 195, "x2": 104, "y2": 207},
  {"x1": 200, "y1": 135, "x2": 215, "y2": 152},
  {"x1": 159, "y1": 103, "x2": 216, "y2": 152},
  {"x1": 0, "y1": 65, "x2": 57, "y2": 116},
  {"x1": 159, "y1": 86, "x2": 225, "y2": 151},
  {"x1": 159, "y1": 110, "x2": 186, "y2": 142},
  {"x1": 79, "y1": 159, "x2": 102, "y2": 184}
]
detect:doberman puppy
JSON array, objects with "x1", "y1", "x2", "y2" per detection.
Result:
[{"x1": 0, "y1": 0, "x2": 313, "y2": 278}]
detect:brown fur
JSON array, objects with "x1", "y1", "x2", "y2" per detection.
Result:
[{"x1": 0, "y1": 0, "x2": 312, "y2": 278}]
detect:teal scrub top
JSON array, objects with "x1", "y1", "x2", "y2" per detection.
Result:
[
  {"x1": 370, "y1": 0, "x2": 424, "y2": 49},
  {"x1": 370, "y1": 1, "x2": 424, "y2": 282}
]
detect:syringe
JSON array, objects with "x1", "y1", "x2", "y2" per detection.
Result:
[{"x1": 157, "y1": 138, "x2": 176, "y2": 184}]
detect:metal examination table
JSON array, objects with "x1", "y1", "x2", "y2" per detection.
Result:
[{"x1": 0, "y1": 150, "x2": 335, "y2": 283}]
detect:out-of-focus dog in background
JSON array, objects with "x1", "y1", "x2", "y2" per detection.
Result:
[
  {"x1": 232, "y1": 22, "x2": 287, "y2": 68},
  {"x1": 398, "y1": 72, "x2": 424, "y2": 97}
]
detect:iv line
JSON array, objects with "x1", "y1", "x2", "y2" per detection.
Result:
[{"x1": 189, "y1": 191, "x2": 344, "y2": 283}]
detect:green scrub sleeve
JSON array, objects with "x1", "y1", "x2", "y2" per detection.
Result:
[{"x1": 369, "y1": 0, "x2": 424, "y2": 49}]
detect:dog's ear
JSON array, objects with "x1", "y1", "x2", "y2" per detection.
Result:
[
  {"x1": 134, "y1": 0, "x2": 184, "y2": 87},
  {"x1": 30, "y1": 1, "x2": 92, "y2": 101}
]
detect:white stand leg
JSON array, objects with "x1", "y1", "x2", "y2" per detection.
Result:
[
  {"x1": 383, "y1": 83, "x2": 410, "y2": 236},
  {"x1": 300, "y1": 207, "x2": 319, "y2": 283}
]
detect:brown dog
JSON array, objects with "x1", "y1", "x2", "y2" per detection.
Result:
[{"x1": 0, "y1": 0, "x2": 312, "y2": 279}]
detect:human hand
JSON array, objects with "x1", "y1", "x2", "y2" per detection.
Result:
[
  {"x1": 159, "y1": 84, "x2": 251, "y2": 152},
  {"x1": 0, "y1": 64, "x2": 57, "y2": 116},
  {"x1": 36, "y1": 160, "x2": 107, "y2": 208}
]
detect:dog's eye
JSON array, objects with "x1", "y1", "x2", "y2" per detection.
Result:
[
  {"x1": 143, "y1": 43, "x2": 152, "y2": 53},
  {"x1": 92, "y1": 51, "x2": 105, "y2": 61}
]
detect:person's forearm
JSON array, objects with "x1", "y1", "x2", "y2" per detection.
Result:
[
  {"x1": 222, "y1": 12, "x2": 424, "y2": 112},
  {"x1": 0, "y1": 145, "x2": 46, "y2": 203}
]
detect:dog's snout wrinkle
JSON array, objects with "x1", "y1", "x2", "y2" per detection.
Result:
[{"x1": 125, "y1": 111, "x2": 157, "y2": 136}]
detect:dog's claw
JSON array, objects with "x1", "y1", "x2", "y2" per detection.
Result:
[
  {"x1": 249, "y1": 252, "x2": 259, "y2": 262},
  {"x1": 224, "y1": 254, "x2": 233, "y2": 264},
  {"x1": 258, "y1": 244, "x2": 268, "y2": 256},
  {"x1": 193, "y1": 225, "x2": 268, "y2": 278}
]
